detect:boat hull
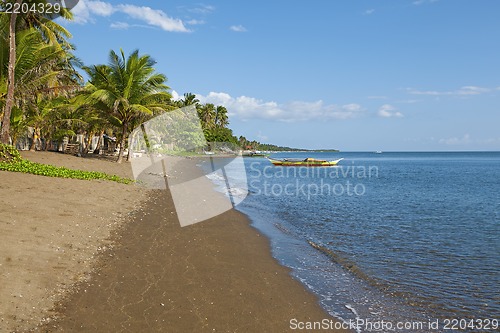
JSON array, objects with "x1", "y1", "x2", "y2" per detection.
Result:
[{"x1": 268, "y1": 158, "x2": 343, "y2": 167}]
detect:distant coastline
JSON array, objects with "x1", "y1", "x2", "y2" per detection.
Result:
[{"x1": 254, "y1": 144, "x2": 340, "y2": 152}]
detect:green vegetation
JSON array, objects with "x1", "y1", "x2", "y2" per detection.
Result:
[
  {"x1": 0, "y1": 142, "x2": 22, "y2": 163},
  {"x1": 0, "y1": 143, "x2": 132, "y2": 183},
  {"x1": 247, "y1": 142, "x2": 304, "y2": 152},
  {"x1": 1, "y1": 1, "x2": 79, "y2": 146},
  {"x1": 237, "y1": 137, "x2": 309, "y2": 152},
  {"x1": 82, "y1": 49, "x2": 173, "y2": 162},
  {"x1": 172, "y1": 94, "x2": 238, "y2": 146}
]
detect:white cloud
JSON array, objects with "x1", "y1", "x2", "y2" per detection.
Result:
[
  {"x1": 90, "y1": 1, "x2": 114, "y2": 16},
  {"x1": 196, "y1": 92, "x2": 364, "y2": 122},
  {"x1": 439, "y1": 134, "x2": 471, "y2": 145},
  {"x1": 70, "y1": 0, "x2": 189, "y2": 32},
  {"x1": 200, "y1": 92, "x2": 234, "y2": 106},
  {"x1": 363, "y1": 9, "x2": 375, "y2": 15},
  {"x1": 117, "y1": 4, "x2": 189, "y2": 32},
  {"x1": 377, "y1": 104, "x2": 403, "y2": 118},
  {"x1": 71, "y1": 0, "x2": 114, "y2": 23},
  {"x1": 407, "y1": 86, "x2": 492, "y2": 96},
  {"x1": 342, "y1": 103, "x2": 362, "y2": 112},
  {"x1": 185, "y1": 4, "x2": 215, "y2": 15},
  {"x1": 70, "y1": 0, "x2": 116, "y2": 23},
  {"x1": 110, "y1": 21, "x2": 129, "y2": 29},
  {"x1": 171, "y1": 90, "x2": 182, "y2": 101},
  {"x1": 230, "y1": 25, "x2": 247, "y2": 32}
]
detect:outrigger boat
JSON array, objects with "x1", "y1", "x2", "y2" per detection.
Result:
[{"x1": 268, "y1": 157, "x2": 343, "y2": 167}]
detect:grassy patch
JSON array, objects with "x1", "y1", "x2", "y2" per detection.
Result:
[{"x1": 0, "y1": 144, "x2": 133, "y2": 184}]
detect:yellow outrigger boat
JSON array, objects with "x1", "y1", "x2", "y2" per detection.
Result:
[{"x1": 268, "y1": 157, "x2": 343, "y2": 167}]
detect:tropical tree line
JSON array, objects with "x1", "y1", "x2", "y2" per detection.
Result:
[
  {"x1": 0, "y1": 0, "x2": 80, "y2": 148},
  {"x1": 171, "y1": 92, "x2": 238, "y2": 145},
  {"x1": 0, "y1": 1, "x2": 275, "y2": 163}
]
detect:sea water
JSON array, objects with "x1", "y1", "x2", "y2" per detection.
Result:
[{"x1": 202, "y1": 152, "x2": 499, "y2": 332}]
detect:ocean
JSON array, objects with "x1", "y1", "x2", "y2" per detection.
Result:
[{"x1": 202, "y1": 152, "x2": 499, "y2": 332}]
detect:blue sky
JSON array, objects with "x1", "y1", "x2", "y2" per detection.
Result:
[{"x1": 60, "y1": 0, "x2": 500, "y2": 151}]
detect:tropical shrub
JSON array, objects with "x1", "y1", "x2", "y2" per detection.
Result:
[{"x1": 0, "y1": 143, "x2": 133, "y2": 183}]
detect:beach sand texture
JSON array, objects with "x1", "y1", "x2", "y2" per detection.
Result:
[{"x1": 1, "y1": 152, "x2": 348, "y2": 332}]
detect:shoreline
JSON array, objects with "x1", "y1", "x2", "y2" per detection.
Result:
[
  {"x1": 1, "y1": 152, "x2": 350, "y2": 332},
  {"x1": 41, "y1": 189, "x2": 348, "y2": 332}
]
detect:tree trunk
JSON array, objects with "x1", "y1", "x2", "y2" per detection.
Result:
[
  {"x1": 44, "y1": 138, "x2": 50, "y2": 151},
  {"x1": 30, "y1": 127, "x2": 40, "y2": 151},
  {"x1": 0, "y1": 1, "x2": 22, "y2": 145},
  {"x1": 126, "y1": 146, "x2": 132, "y2": 161},
  {"x1": 83, "y1": 131, "x2": 94, "y2": 155},
  {"x1": 117, "y1": 123, "x2": 127, "y2": 163},
  {"x1": 93, "y1": 129, "x2": 104, "y2": 154}
]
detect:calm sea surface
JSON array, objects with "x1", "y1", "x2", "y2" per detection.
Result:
[{"x1": 204, "y1": 152, "x2": 500, "y2": 332}]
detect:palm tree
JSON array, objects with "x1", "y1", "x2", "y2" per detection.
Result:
[
  {"x1": 0, "y1": 0, "x2": 74, "y2": 144},
  {"x1": 182, "y1": 92, "x2": 199, "y2": 106},
  {"x1": 0, "y1": 27, "x2": 81, "y2": 148},
  {"x1": 84, "y1": 49, "x2": 172, "y2": 163},
  {"x1": 197, "y1": 103, "x2": 216, "y2": 129},
  {"x1": 72, "y1": 67, "x2": 114, "y2": 154},
  {"x1": 0, "y1": 0, "x2": 22, "y2": 144},
  {"x1": 214, "y1": 105, "x2": 229, "y2": 128}
]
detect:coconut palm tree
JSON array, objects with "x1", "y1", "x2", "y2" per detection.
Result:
[
  {"x1": 0, "y1": 0, "x2": 22, "y2": 144},
  {"x1": 214, "y1": 105, "x2": 229, "y2": 128},
  {"x1": 0, "y1": 0, "x2": 74, "y2": 144},
  {"x1": 84, "y1": 49, "x2": 172, "y2": 163},
  {"x1": 197, "y1": 103, "x2": 216, "y2": 129},
  {"x1": 182, "y1": 92, "x2": 199, "y2": 106},
  {"x1": 0, "y1": 27, "x2": 81, "y2": 148}
]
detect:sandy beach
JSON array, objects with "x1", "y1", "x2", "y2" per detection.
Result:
[
  {"x1": 0, "y1": 152, "x2": 149, "y2": 332},
  {"x1": 0, "y1": 152, "x2": 348, "y2": 332}
]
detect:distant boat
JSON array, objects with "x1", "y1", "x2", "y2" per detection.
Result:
[
  {"x1": 268, "y1": 157, "x2": 343, "y2": 167},
  {"x1": 374, "y1": 151, "x2": 383, "y2": 154},
  {"x1": 242, "y1": 150, "x2": 270, "y2": 157}
]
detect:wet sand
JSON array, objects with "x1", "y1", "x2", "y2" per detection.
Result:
[{"x1": 1, "y1": 151, "x2": 349, "y2": 332}]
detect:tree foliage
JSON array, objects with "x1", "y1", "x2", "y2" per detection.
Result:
[{"x1": 82, "y1": 49, "x2": 172, "y2": 162}]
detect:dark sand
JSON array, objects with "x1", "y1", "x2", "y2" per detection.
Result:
[
  {"x1": 0, "y1": 152, "x2": 148, "y2": 332},
  {"x1": 1, "y1": 152, "x2": 349, "y2": 332}
]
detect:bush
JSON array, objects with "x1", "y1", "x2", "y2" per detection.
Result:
[
  {"x1": 0, "y1": 144, "x2": 133, "y2": 184},
  {"x1": 0, "y1": 143, "x2": 22, "y2": 163}
]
